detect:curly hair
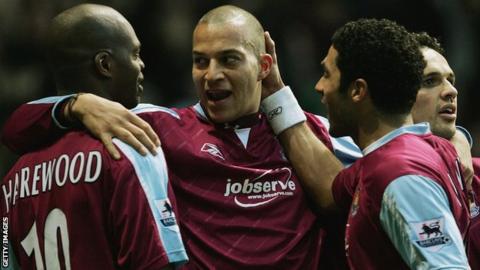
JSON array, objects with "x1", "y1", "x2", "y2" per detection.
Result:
[
  {"x1": 411, "y1": 31, "x2": 445, "y2": 55},
  {"x1": 332, "y1": 18, "x2": 425, "y2": 115}
]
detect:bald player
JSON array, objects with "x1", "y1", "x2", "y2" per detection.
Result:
[
  {"x1": 1, "y1": 4, "x2": 187, "y2": 269},
  {"x1": 2, "y1": 5, "x2": 361, "y2": 269}
]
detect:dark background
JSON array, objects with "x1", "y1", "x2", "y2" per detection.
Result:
[{"x1": 1, "y1": 0, "x2": 479, "y2": 176}]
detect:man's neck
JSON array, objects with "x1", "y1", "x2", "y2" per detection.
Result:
[{"x1": 356, "y1": 114, "x2": 413, "y2": 150}]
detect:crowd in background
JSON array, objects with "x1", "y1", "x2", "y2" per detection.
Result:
[{"x1": 1, "y1": 0, "x2": 479, "y2": 176}]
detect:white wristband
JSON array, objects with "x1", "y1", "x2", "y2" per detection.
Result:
[{"x1": 261, "y1": 86, "x2": 306, "y2": 135}]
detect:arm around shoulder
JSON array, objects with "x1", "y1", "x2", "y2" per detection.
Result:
[{"x1": 1, "y1": 96, "x2": 72, "y2": 154}]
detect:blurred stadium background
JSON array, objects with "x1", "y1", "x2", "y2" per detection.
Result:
[{"x1": 1, "y1": 0, "x2": 479, "y2": 176}]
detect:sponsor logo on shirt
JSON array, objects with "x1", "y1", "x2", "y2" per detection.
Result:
[
  {"x1": 156, "y1": 199, "x2": 177, "y2": 227},
  {"x1": 411, "y1": 218, "x2": 451, "y2": 251},
  {"x1": 201, "y1": 143, "x2": 225, "y2": 160},
  {"x1": 223, "y1": 168, "x2": 296, "y2": 208}
]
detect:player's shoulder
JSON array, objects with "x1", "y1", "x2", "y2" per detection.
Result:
[
  {"x1": 303, "y1": 111, "x2": 331, "y2": 137},
  {"x1": 43, "y1": 132, "x2": 118, "y2": 175},
  {"x1": 419, "y1": 133, "x2": 459, "y2": 163},
  {"x1": 366, "y1": 140, "x2": 448, "y2": 187},
  {"x1": 304, "y1": 111, "x2": 329, "y2": 128},
  {"x1": 414, "y1": 132, "x2": 454, "y2": 152},
  {"x1": 3, "y1": 131, "x2": 108, "y2": 186}
]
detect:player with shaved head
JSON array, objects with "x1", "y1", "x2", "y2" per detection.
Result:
[
  {"x1": 1, "y1": 4, "x2": 187, "y2": 269},
  {"x1": 47, "y1": 3, "x2": 146, "y2": 109}
]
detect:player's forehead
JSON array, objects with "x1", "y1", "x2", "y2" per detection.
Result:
[
  {"x1": 421, "y1": 47, "x2": 453, "y2": 76},
  {"x1": 114, "y1": 16, "x2": 139, "y2": 44},
  {"x1": 192, "y1": 23, "x2": 253, "y2": 55},
  {"x1": 322, "y1": 46, "x2": 339, "y2": 71}
]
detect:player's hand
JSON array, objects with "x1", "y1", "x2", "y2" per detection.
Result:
[
  {"x1": 262, "y1": 31, "x2": 285, "y2": 99},
  {"x1": 71, "y1": 94, "x2": 160, "y2": 159},
  {"x1": 450, "y1": 130, "x2": 473, "y2": 187}
]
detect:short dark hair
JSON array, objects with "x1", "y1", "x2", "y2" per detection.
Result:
[
  {"x1": 411, "y1": 31, "x2": 445, "y2": 55},
  {"x1": 332, "y1": 18, "x2": 425, "y2": 115}
]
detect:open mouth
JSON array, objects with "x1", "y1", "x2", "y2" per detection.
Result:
[
  {"x1": 439, "y1": 104, "x2": 456, "y2": 115},
  {"x1": 206, "y1": 90, "x2": 232, "y2": 102},
  {"x1": 438, "y1": 104, "x2": 456, "y2": 120}
]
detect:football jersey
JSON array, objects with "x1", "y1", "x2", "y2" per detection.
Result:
[
  {"x1": 332, "y1": 123, "x2": 470, "y2": 269},
  {"x1": 1, "y1": 131, "x2": 187, "y2": 269},
  {"x1": 134, "y1": 103, "x2": 334, "y2": 269},
  {"x1": 2, "y1": 97, "x2": 365, "y2": 269},
  {"x1": 468, "y1": 157, "x2": 480, "y2": 269}
]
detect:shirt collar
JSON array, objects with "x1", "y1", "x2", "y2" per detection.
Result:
[
  {"x1": 193, "y1": 103, "x2": 261, "y2": 129},
  {"x1": 363, "y1": 122, "x2": 431, "y2": 156}
]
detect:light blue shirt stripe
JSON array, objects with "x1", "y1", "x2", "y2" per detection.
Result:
[
  {"x1": 113, "y1": 140, "x2": 188, "y2": 266},
  {"x1": 330, "y1": 136, "x2": 362, "y2": 167},
  {"x1": 132, "y1": 103, "x2": 180, "y2": 119},
  {"x1": 27, "y1": 95, "x2": 70, "y2": 105},
  {"x1": 45, "y1": 98, "x2": 183, "y2": 130},
  {"x1": 315, "y1": 115, "x2": 363, "y2": 167},
  {"x1": 380, "y1": 175, "x2": 468, "y2": 269}
]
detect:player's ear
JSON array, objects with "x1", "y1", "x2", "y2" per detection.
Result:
[
  {"x1": 258, "y1": 53, "x2": 273, "y2": 80},
  {"x1": 351, "y1": 78, "x2": 368, "y2": 103},
  {"x1": 94, "y1": 51, "x2": 113, "y2": 78}
]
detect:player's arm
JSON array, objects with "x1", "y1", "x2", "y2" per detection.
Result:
[
  {"x1": 1, "y1": 96, "x2": 71, "y2": 154},
  {"x1": 109, "y1": 140, "x2": 188, "y2": 269},
  {"x1": 261, "y1": 32, "x2": 346, "y2": 210},
  {"x1": 276, "y1": 120, "x2": 344, "y2": 210},
  {"x1": 68, "y1": 94, "x2": 160, "y2": 159},
  {"x1": 380, "y1": 175, "x2": 469, "y2": 269},
  {"x1": 1, "y1": 94, "x2": 159, "y2": 159}
]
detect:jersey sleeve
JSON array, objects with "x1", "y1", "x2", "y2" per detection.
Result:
[
  {"x1": 1, "y1": 96, "x2": 71, "y2": 154},
  {"x1": 379, "y1": 175, "x2": 469, "y2": 269},
  {"x1": 109, "y1": 140, "x2": 188, "y2": 268}
]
